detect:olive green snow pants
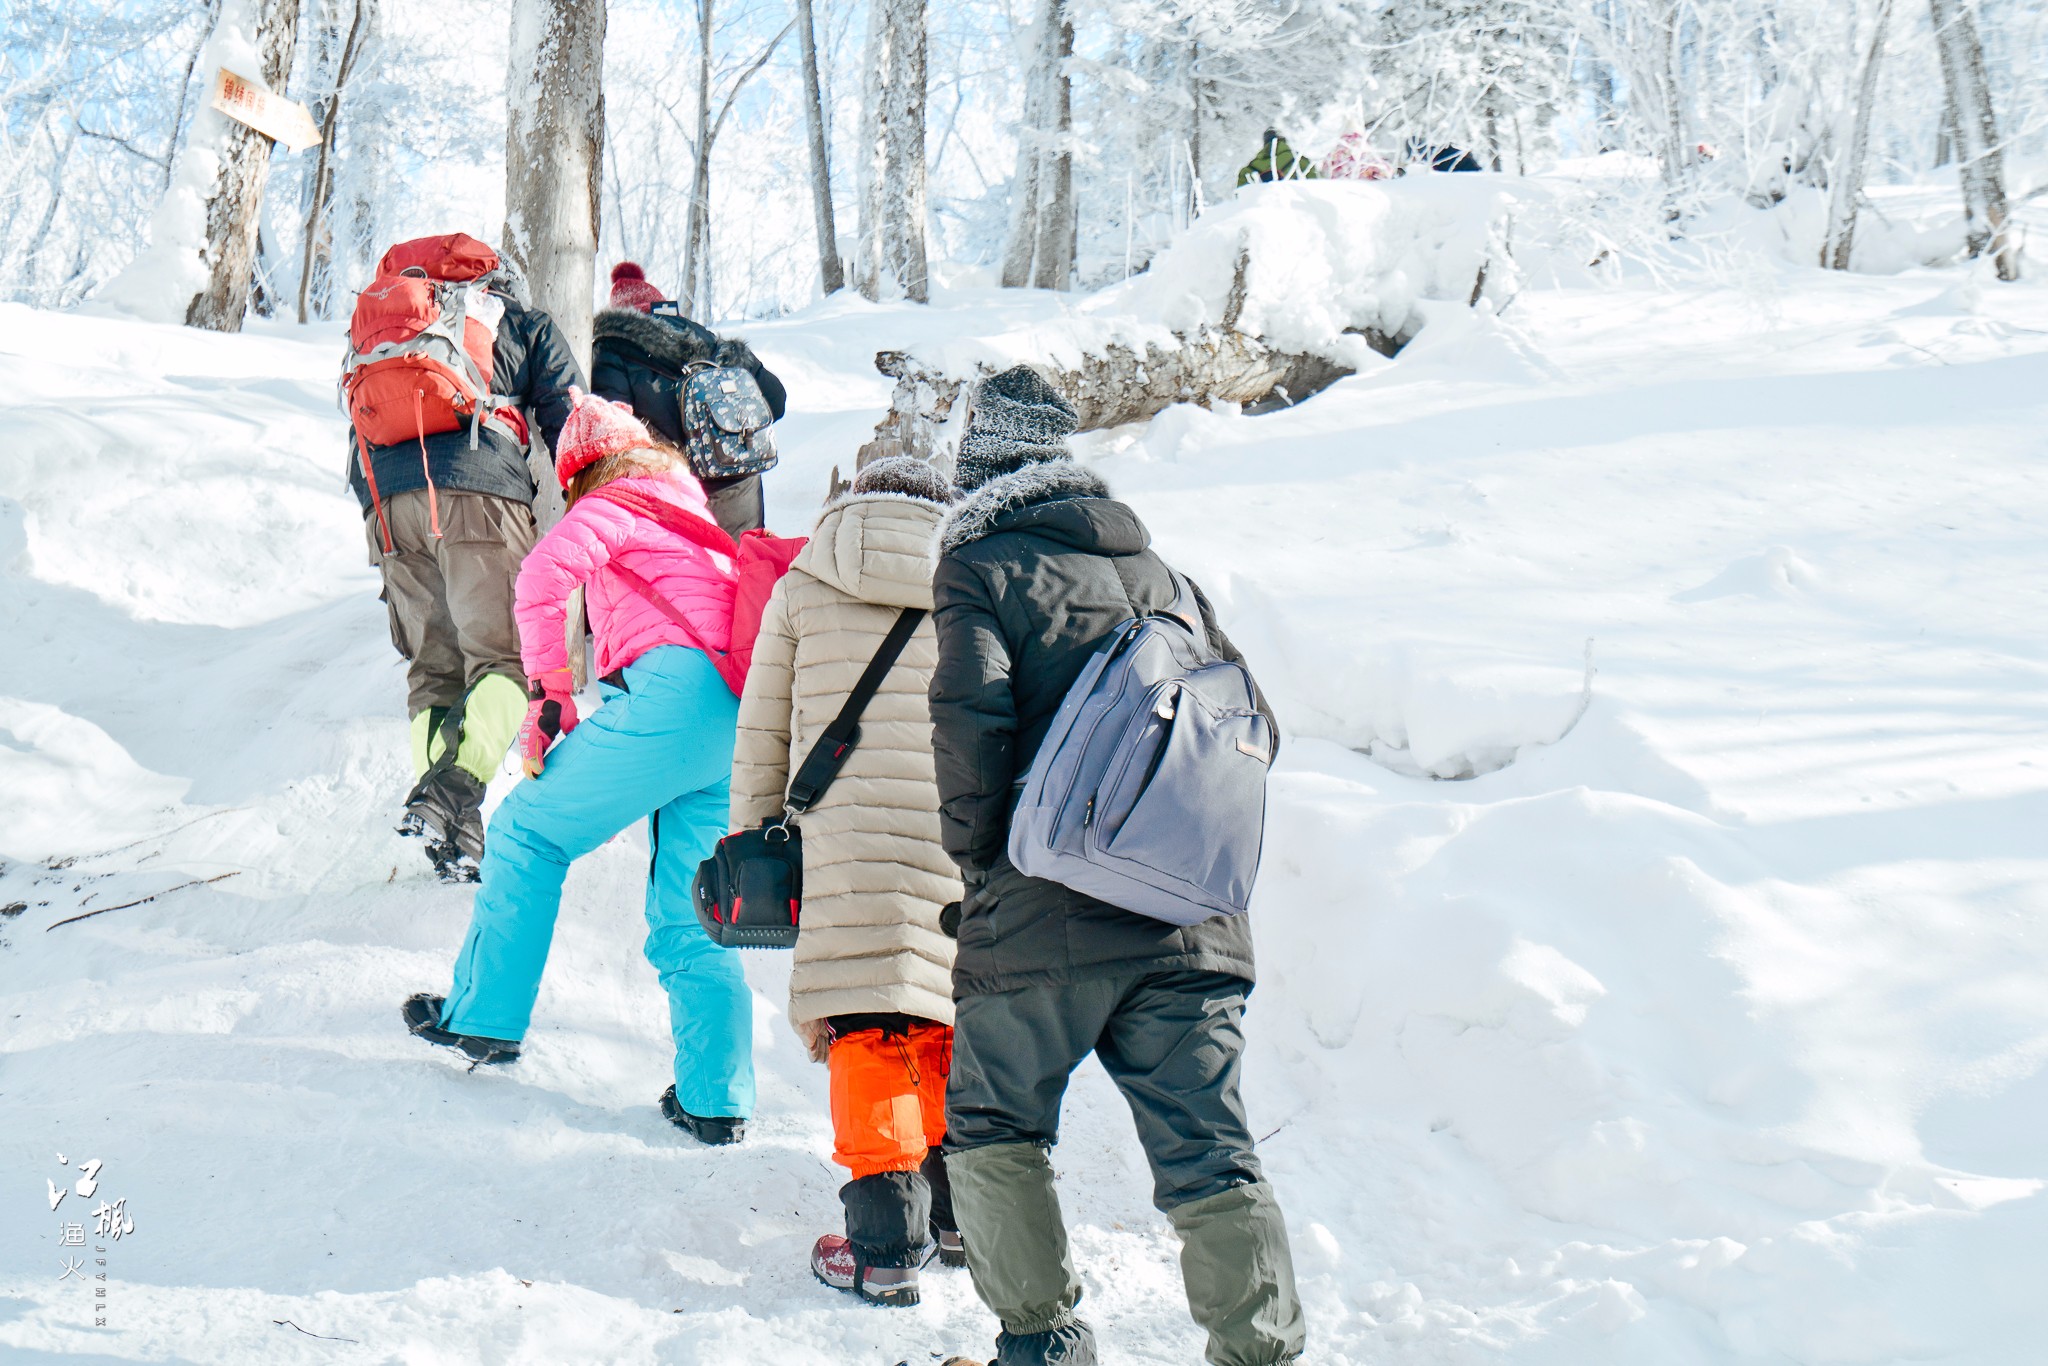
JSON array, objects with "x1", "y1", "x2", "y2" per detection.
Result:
[
  {"x1": 945, "y1": 970, "x2": 1304, "y2": 1366},
  {"x1": 367, "y1": 489, "x2": 535, "y2": 782}
]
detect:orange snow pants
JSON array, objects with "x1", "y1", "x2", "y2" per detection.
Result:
[{"x1": 829, "y1": 1019, "x2": 952, "y2": 1180}]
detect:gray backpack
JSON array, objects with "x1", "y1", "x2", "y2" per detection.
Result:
[{"x1": 1007, "y1": 574, "x2": 1274, "y2": 926}]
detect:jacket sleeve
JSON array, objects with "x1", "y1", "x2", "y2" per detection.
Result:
[
  {"x1": 730, "y1": 584, "x2": 798, "y2": 830},
  {"x1": 514, "y1": 500, "x2": 628, "y2": 680},
  {"x1": 928, "y1": 554, "x2": 1018, "y2": 874},
  {"x1": 514, "y1": 307, "x2": 586, "y2": 457},
  {"x1": 1189, "y1": 577, "x2": 1282, "y2": 758}
]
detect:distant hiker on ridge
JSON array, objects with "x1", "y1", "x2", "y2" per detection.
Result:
[
  {"x1": 1237, "y1": 127, "x2": 1318, "y2": 186},
  {"x1": 593, "y1": 262, "x2": 787, "y2": 539},
  {"x1": 342, "y1": 233, "x2": 582, "y2": 882}
]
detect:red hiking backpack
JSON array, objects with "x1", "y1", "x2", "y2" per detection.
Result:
[
  {"x1": 584, "y1": 483, "x2": 805, "y2": 695},
  {"x1": 345, "y1": 234, "x2": 529, "y2": 547}
]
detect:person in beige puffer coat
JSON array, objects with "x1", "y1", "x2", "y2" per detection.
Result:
[{"x1": 730, "y1": 456, "x2": 963, "y2": 1307}]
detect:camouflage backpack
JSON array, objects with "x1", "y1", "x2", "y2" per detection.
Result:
[{"x1": 679, "y1": 362, "x2": 778, "y2": 480}]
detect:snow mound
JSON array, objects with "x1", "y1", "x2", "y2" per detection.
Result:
[{"x1": 1099, "y1": 176, "x2": 1532, "y2": 352}]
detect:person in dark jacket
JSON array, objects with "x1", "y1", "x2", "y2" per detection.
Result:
[
  {"x1": 591, "y1": 262, "x2": 786, "y2": 538},
  {"x1": 928, "y1": 366, "x2": 1303, "y2": 1366},
  {"x1": 348, "y1": 248, "x2": 584, "y2": 880}
]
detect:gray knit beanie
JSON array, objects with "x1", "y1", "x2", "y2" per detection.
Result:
[
  {"x1": 850, "y1": 455, "x2": 956, "y2": 504},
  {"x1": 953, "y1": 366, "x2": 1080, "y2": 491}
]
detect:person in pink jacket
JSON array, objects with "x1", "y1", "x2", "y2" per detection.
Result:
[{"x1": 404, "y1": 390, "x2": 756, "y2": 1145}]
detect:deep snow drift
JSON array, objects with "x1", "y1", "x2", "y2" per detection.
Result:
[{"x1": 3, "y1": 202, "x2": 2046, "y2": 1363}]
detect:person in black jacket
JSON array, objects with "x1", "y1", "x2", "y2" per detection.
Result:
[
  {"x1": 928, "y1": 367, "x2": 1303, "y2": 1366},
  {"x1": 348, "y1": 247, "x2": 584, "y2": 880},
  {"x1": 591, "y1": 262, "x2": 787, "y2": 538}
]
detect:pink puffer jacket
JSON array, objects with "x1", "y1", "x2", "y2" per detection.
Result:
[{"x1": 515, "y1": 472, "x2": 737, "y2": 681}]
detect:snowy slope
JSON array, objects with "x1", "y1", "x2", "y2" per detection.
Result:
[{"x1": 3, "y1": 258, "x2": 2046, "y2": 1365}]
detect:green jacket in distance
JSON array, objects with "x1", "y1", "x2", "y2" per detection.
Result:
[{"x1": 1237, "y1": 134, "x2": 1318, "y2": 187}]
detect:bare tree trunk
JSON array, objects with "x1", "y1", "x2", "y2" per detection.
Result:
[
  {"x1": 299, "y1": 0, "x2": 372, "y2": 322},
  {"x1": 797, "y1": 0, "x2": 844, "y2": 295},
  {"x1": 185, "y1": 0, "x2": 299, "y2": 332},
  {"x1": 1823, "y1": 0, "x2": 1894, "y2": 272},
  {"x1": 999, "y1": 0, "x2": 1052, "y2": 287},
  {"x1": 1029, "y1": 2, "x2": 1075, "y2": 291},
  {"x1": 683, "y1": 0, "x2": 713, "y2": 315},
  {"x1": 1929, "y1": 0, "x2": 2018, "y2": 279},
  {"x1": 854, "y1": 0, "x2": 928, "y2": 302},
  {"x1": 504, "y1": 0, "x2": 607, "y2": 372}
]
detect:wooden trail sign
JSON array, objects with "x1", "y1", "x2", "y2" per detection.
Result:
[{"x1": 210, "y1": 67, "x2": 321, "y2": 153}]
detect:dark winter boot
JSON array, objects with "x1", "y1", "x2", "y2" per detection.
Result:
[
  {"x1": 401, "y1": 992, "x2": 520, "y2": 1065},
  {"x1": 424, "y1": 839, "x2": 481, "y2": 884},
  {"x1": 659, "y1": 1084, "x2": 746, "y2": 1146},
  {"x1": 405, "y1": 766, "x2": 487, "y2": 862},
  {"x1": 926, "y1": 1145, "x2": 966, "y2": 1267}
]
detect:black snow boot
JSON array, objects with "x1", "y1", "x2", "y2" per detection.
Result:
[
  {"x1": 402, "y1": 992, "x2": 519, "y2": 1065},
  {"x1": 424, "y1": 839, "x2": 481, "y2": 884},
  {"x1": 924, "y1": 1145, "x2": 966, "y2": 1267},
  {"x1": 659, "y1": 1084, "x2": 746, "y2": 1146},
  {"x1": 405, "y1": 766, "x2": 487, "y2": 862}
]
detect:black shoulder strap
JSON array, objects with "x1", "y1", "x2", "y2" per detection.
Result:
[{"x1": 784, "y1": 607, "x2": 927, "y2": 814}]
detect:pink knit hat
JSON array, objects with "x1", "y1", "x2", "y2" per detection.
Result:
[
  {"x1": 555, "y1": 387, "x2": 654, "y2": 486},
  {"x1": 609, "y1": 261, "x2": 666, "y2": 312}
]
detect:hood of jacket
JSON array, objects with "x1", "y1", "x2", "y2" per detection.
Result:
[
  {"x1": 593, "y1": 306, "x2": 719, "y2": 374},
  {"x1": 935, "y1": 460, "x2": 1146, "y2": 560},
  {"x1": 796, "y1": 492, "x2": 944, "y2": 610}
]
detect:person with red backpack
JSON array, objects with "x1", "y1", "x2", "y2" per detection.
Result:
[
  {"x1": 344, "y1": 234, "x2": 583, "y2": 880},
  {"x1": 402, "y1": 390, "x2": 786, "y2": 1143}
]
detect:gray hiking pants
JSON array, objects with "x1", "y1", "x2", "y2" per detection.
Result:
[
  {"x1": 945, "y1": 970, "x2": 1304, "y2": 1366},
  {"x1": 367, "y1": 489, "x2": 535, "y2": 716},
  {"x1": 702, "y1": 473, "x2": 764, "y2": 539}
]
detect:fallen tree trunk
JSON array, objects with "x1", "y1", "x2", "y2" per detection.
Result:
[
  {"x1": 849, "y1": 240, "x2": 1431, "y2": 477},
  {"x1": 853, "y1": 326, "x2": 1400, "y2": 472}
]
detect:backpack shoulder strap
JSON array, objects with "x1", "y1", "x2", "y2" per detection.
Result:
[
  {"x1": 783, "y1": 608, "x2": 927, "y2": 814},
  {"x1": 1164, "y1": 568, "x2": 1201, "y2": 632}
]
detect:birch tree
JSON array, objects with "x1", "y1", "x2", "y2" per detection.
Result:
[
  {"x1": 853, "y1": 0, "x2": 929, "y2": 303},
  {"x1": 1929, "y1": 0, "x2": 2019, "y2": 279},
  {"x1": 297, "y1": 0, "x2": 374, "y2": 322},
  {"x1": 682, "y1": 9, "x2": 794, "y2": 318},
  {"x1": 1821, "y1": 0, "x2": 1894, "y2": 271},
  {"x1": 181, "y1": 0, "x2": 298, "y2": 330},
  {"x1": 504, "y1": 0, "x2": 607, "y2": 373},
  {"x1": 1000, "y1": 0, "x2": 1075, "y2": 289},
  {"x1": 797, "y1": 0, "x2": 845, "y2": 295}
]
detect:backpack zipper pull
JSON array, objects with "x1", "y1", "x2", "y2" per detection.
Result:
[{"x1": 1083, "y1": 795, "x2": 1096, "y2": 828}]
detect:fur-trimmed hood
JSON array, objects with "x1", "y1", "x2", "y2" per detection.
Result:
[
  {"x1": 593, "y1": 306, "x2": 720, "y2": 372},
  {"x1": 935, "y1": 460, "x2": 1116, "y2": 558}
]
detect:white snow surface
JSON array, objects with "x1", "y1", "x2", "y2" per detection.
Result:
[{"x1": 3, "y1": 254, "x2": 2046, "y2": 1364}]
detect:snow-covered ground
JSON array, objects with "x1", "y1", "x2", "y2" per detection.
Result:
[{"x1": 3, "y1": 242, "x2": 2045, "y2": 1364}]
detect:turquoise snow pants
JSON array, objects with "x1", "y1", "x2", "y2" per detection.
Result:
[{"x1": 440, "y1": 645, "x2": 754, "y2": 1118}]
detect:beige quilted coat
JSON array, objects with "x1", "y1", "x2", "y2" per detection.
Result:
[{"x1": 732, "y1": 492, "x2": 961, "y2": 1047}]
